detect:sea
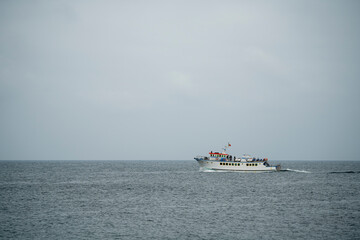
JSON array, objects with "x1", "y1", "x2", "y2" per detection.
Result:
[{"x1": 0, "y1": 160, "x2": 359, "y2": 240}]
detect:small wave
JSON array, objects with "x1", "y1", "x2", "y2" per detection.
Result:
[
  {"x1": 282, "y1": 168, "x2": 312, "y2": 173},
  {"x1": 329, "y1": 171, "x2": 360, "y2": 174}
]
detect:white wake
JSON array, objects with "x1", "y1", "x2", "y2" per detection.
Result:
[{"x1": 283, "y1": 168, "x2": 311, "y2": 173}]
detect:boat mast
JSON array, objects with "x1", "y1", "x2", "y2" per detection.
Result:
[{"x1": 222, "y1": 142, "x2": 231, "y2": 153}]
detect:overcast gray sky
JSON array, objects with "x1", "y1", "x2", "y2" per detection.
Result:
[{"x1": 1, "y1": 0, "x2": 359, "y2": 160}]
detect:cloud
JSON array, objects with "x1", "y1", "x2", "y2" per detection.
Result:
[{"x1": 168, "y1": 71, "x2": 196, "y2": 95}]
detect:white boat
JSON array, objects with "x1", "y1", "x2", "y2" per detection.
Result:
[{"x1": 194, "y1": 144, "x2": 280, "y2": 172}]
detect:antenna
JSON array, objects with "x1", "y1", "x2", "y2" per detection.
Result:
[{"x1": 223, "y1": 142, "x2": 231, "y2": 153}]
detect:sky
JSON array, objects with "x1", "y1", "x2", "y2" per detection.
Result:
[{"x1": 0, "y1": 0, "x2": 359, "y2": 160}]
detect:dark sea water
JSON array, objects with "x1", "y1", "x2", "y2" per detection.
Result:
[{"x1": 0, "y1": 160, "x2": 359, "y2": 240}]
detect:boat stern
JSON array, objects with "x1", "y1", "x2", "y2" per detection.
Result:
[{"x1": 276, "y1": 164, "x2": 281, "y2": 171}]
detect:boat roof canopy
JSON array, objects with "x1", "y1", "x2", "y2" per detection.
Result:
[{"x1": 209, "y1": 152, "x2": 228, "y2": 155}]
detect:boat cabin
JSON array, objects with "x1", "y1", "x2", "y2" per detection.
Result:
[{"x1": 209, "y1": 151, "x2": 228, "y2": 158}]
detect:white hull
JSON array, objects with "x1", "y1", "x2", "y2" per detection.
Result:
[{"x1": 196, "y1": 160, "x2": 280, "y2": 172}]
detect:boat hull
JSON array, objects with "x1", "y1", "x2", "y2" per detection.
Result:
[{"x1": 196, "y1": 159, "x2": 280, "y2": 172}]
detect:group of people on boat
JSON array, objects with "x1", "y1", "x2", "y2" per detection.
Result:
[
  {"x1": 224, "y1": 157, "x2": 268, "y2": 162},
  {"x1": 207, "y1": 151, "x2": 268, "y2": 162}
]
